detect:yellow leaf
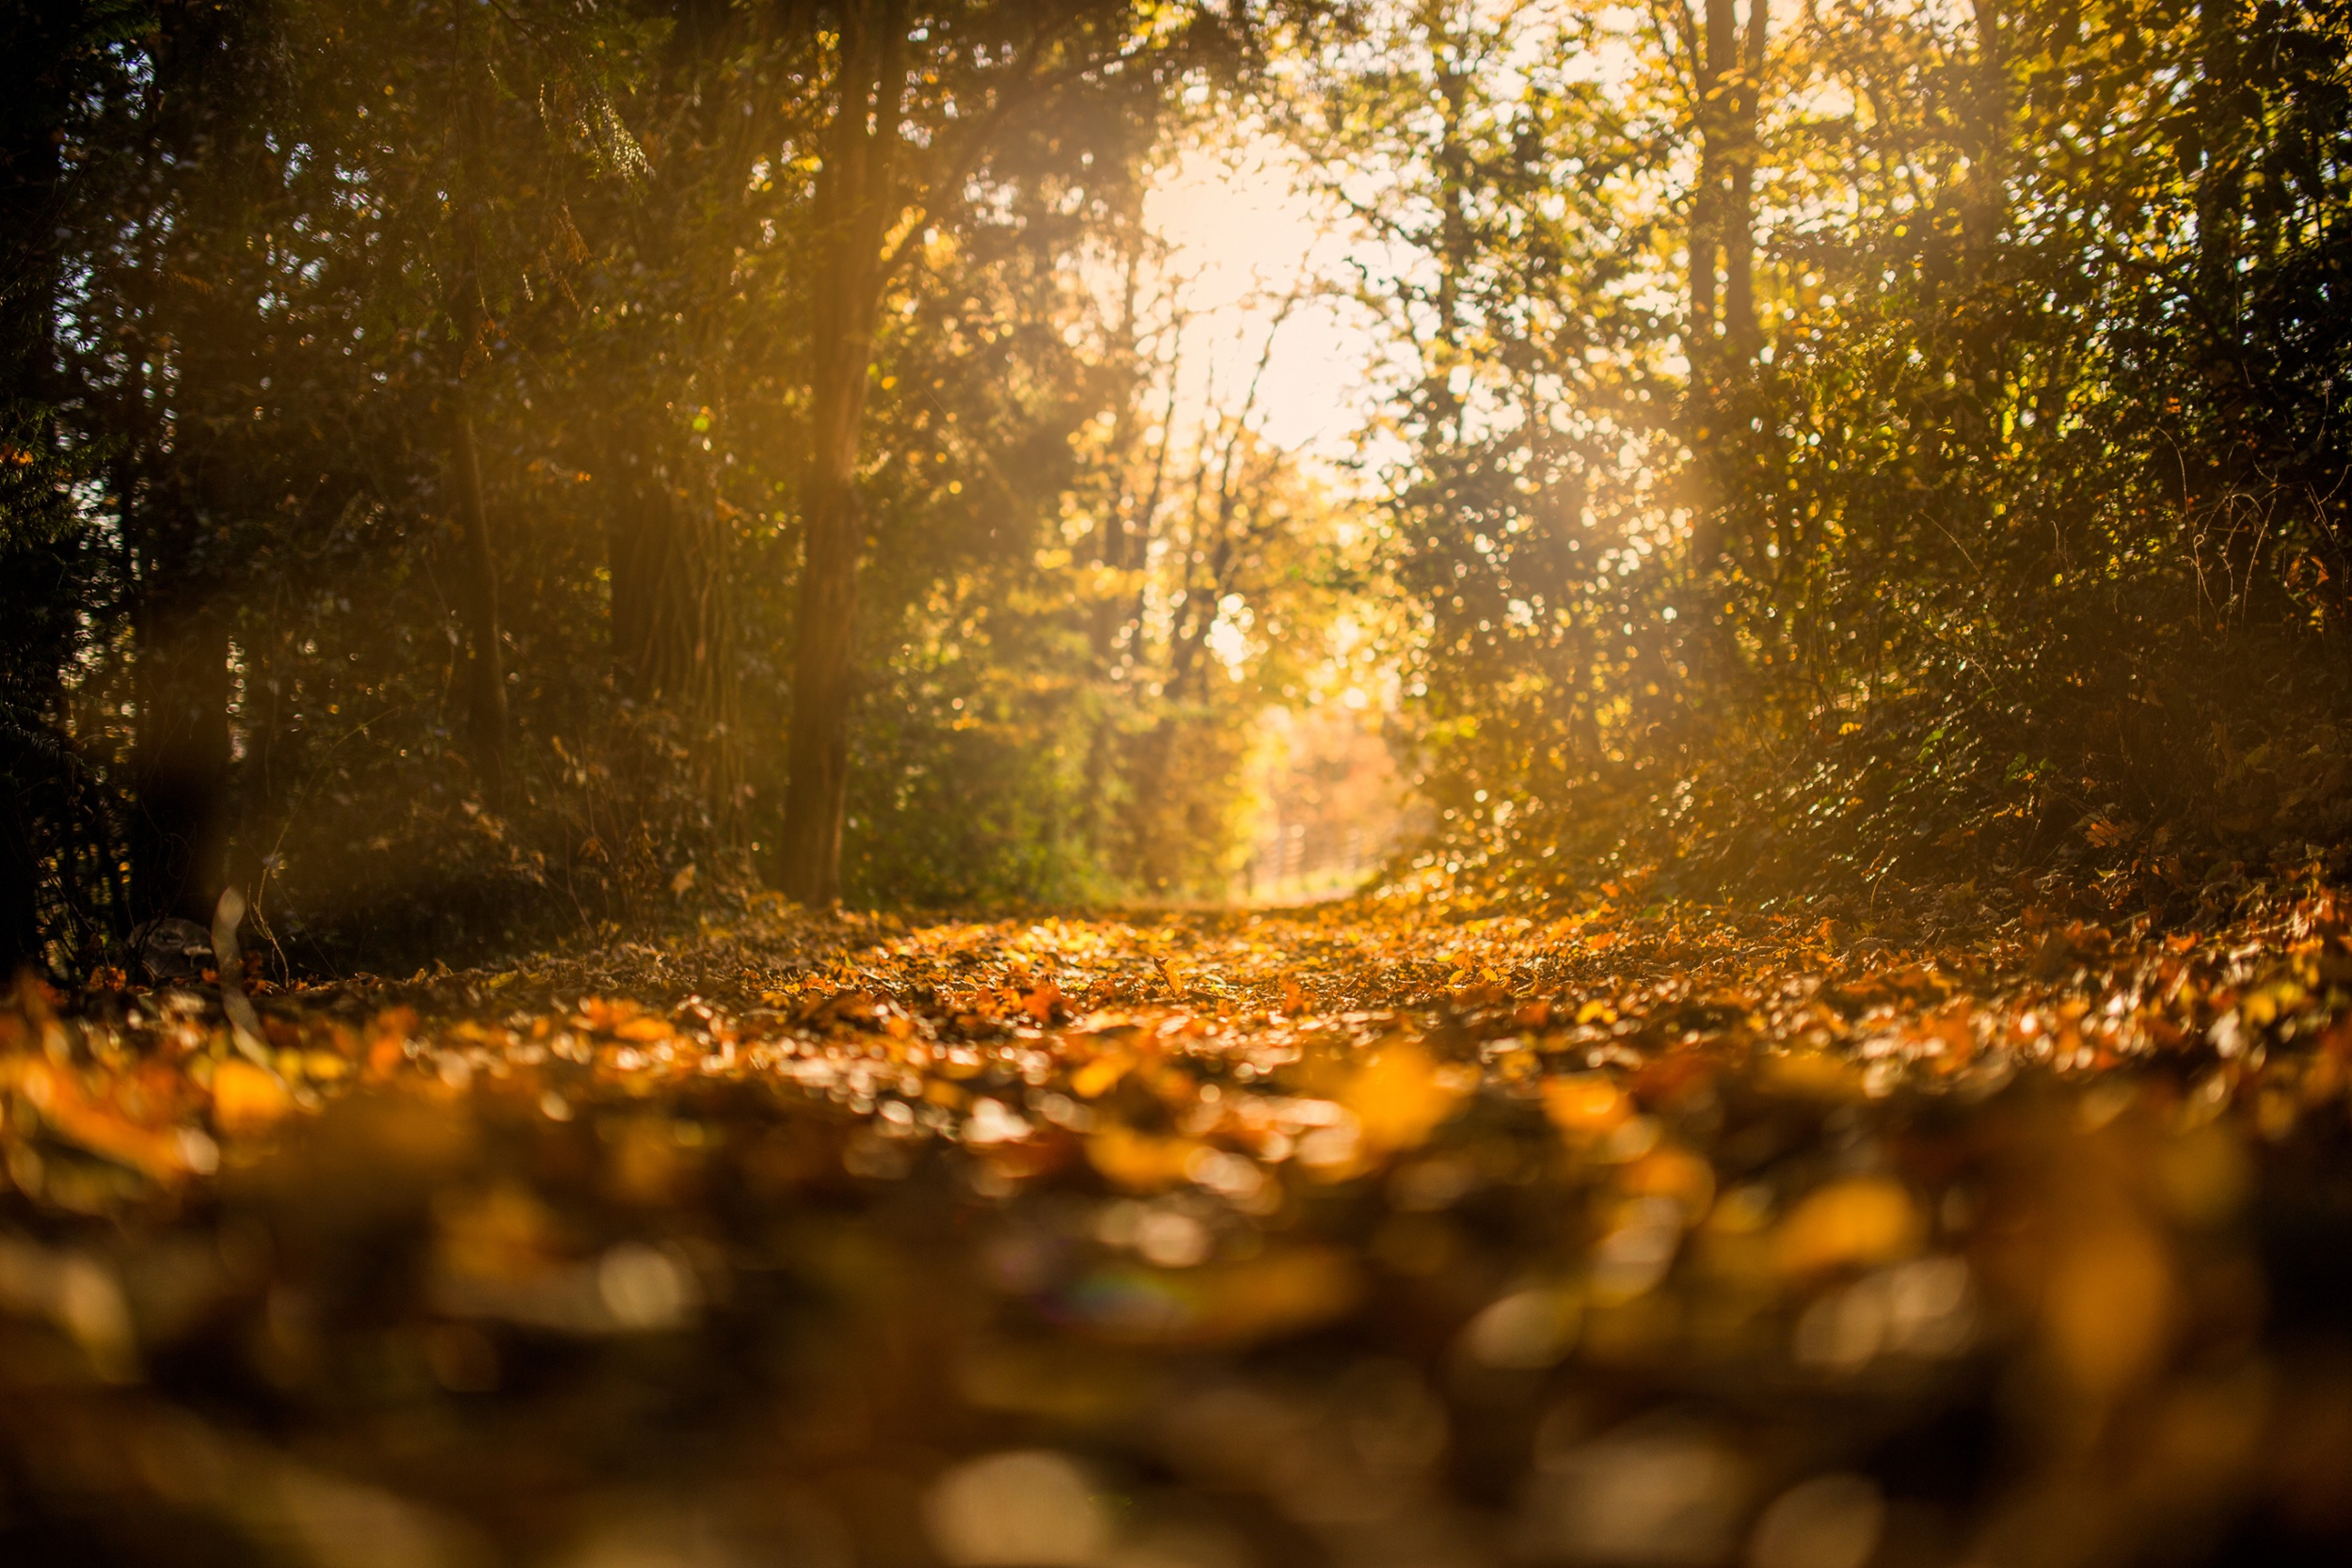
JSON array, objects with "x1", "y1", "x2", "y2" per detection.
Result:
[
  {"x1": 1544, "y1": 1073, "x2": 1628, "y2": 1135},
  {"x1": 1622, "y1": 1145, "x2": 1716, "y2": 1217},
  {"x1": 1773, "y1": 1179, "x2": 1922, "y2": 1275},
  {"x1": 1344, "y1": 1039, "x2": 1461, "y2": 1155},
  {"x1": 2043, "y1": 1217, "x2": 2174, "y2": 1395},
  {"x1": 1070, "y1": 1051, "x2": 1132, "y2": 1100},
  {"x1": 1085, "y1": 1126, "x2": 1201, "y2": 1191},
  {"x1": 8, "y1": 1060, "x2": 202, "y2": 1180},
  {"x1": 1064, "y1": 1247, "x2": 1361, "y2": 1348},
  {"x1": 1765, "y1": 1050, "x2": 1862, "y2": 1100},
  {"x1": 212, "y1": 1058, "x2": 292, "y2": 1135}
]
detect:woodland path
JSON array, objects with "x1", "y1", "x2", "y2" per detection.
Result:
[{"x1": 1, "y1": 895, "x2": 2349, "y2": 1566}]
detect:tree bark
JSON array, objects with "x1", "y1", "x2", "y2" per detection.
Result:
[
  {"x1": 1691, "y1": 0, "x2": 1765, "y2": 371},
  {"x1": 1950, "y1": 0, "x2": 2010, "y2": 465},
  {"x1": 777, "y1": 0, "x2": 905, "y2": 907},
  {"x1": 1722, "y1": 0, "x2": 1767, "y2": 354},
  {"x1": 1689, "y1": 0, "x2": 1733, "y2": 356},
  {"x1": 127, "y1": 0, "x2": 267, "y2": 928},
  {"x1": 450, "y1": 387, "x2": 509, "y2": 808},
  {"x1": 1089, "y1": 236, "x2": 1148, "y2": 664},
  {"x1": 130, "y1": 582, "x2": 232, "y2": 926},
  {"x1": 447, "y1": 0, "x2": 507, "y2": 807},
  {"x1": 1961, "y1": 0, "x2": 2007, "y2": 260},
  {"x1": 0, "y1": 0, "x2": 82, "y2": 968},
  {"x1": 128, "y1": 312, "x2": 239, "y2": 929},
  {"x1": 1683, "y1": 0, "x2": 1772, "y2": 673}
]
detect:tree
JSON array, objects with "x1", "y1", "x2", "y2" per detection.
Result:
[
  {"x1": 116, "y1": 0, "x2": 286, "y2": 927},
  {"x1": 0, "y1": 1, "x2": 146, "y2": 970},
  {"x1": 774, "y1": 0, "x2": 1249, "y2": 907},
  {"x1": 1308, "y1": 0, "x2": 2352, "y2": 905}
]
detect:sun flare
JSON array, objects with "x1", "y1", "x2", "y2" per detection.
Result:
[{"x1": 1140, "y1": 142, "x2": 1383, "y2": 462}]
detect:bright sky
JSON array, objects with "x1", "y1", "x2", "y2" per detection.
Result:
[
  {"x1": 1127, "y1": 9, "x2": 1666, "y2": 474},
  {"x1": 1136, "y1": 137, "x2": 1387, "y2": 468},
  {"x1": 1135, "y1": 133, "x2": 1454, "y2": 895},
  {"x1": 1129, "y1": 135, "x2": 1400, "y2": 705}
]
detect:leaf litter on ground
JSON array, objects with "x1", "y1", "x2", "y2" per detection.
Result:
[{"x1": 3, "y1": 882, "x2": 2352, "y2": 1565}]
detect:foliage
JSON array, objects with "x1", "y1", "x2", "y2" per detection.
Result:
[
  {"x1": 2, "y1": 879, "x2": 2352, "y2": 1558},
  {"x1": 8, "y1": 0, "x2": 2351, "y2": 961},
  {"x1": 8, "y1": 7, "x2": 2352, "y2": 1554},
  {"x1": 1302, "y1": 0, "x2": 2352, "y2": 916},
  {"x1": 0, "y1": 0, "x2": 1359, "y2": 975}
]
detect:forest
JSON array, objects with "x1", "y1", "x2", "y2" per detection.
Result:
[
  {"x1": 3, "y1": 0, "x2": 2352, "y2": 1564},
  {"x1": 7, "y1": 0, "x2": 2347, "y2": 974}
]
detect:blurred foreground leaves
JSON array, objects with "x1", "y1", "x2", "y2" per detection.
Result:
[{"x1": 3, "y1": 887, "x2": 2352, "y2": 1564}]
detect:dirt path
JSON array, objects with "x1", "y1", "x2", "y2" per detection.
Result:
[{"x1": 3, "y1": 895, "x2": 2350, "y2": 1566}]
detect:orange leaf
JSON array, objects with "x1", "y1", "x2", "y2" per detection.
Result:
[{"x1": 212, "y1": 1058, "x2": 293, "y2": 1136}]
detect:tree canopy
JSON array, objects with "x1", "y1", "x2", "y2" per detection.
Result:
[
  {"x1": 3, "y1": 0, "x2": 2349, "y2": 974},
  {"x1": 5, "y1": 6, "x2": 2352, "y2": 1562}
]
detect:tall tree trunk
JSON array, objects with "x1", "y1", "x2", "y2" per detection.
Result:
[
  {"x1": 1082, "y1": 238, "x2": 1151, "y2": 870},
  {"x1": 2186, "y1": 0, "x2": 2256, "y2": 592},
  {"x1": 128, "y1": 0, "x2": 267, "y2": 929},
  {"x1": 1685, "y1": 0, "x2": 1772, "y2": 674},
  {"x1": 447, "y1": 0, "x2": 507, "y2": 807},
  {"x1": 1962, "y1": 0, "x2": 2007, "y2": 261},
  {"x1": 1430, "y1": 14, "x2": 1473, "y2": 439},
  {"x1": 1723, "y1": 0, "x2": 1771, "y2": 596},
  {"x1": 1693, "y1": 0, "x2": 1769, "y2": 369},
  {"x1": 450, "y1": 386, "x2": 509, "y2": 808},
  {"x1": 131, "y1": 578, "x2": 232, "y2": 926},
  {"x1": 1951, "y1": 0, "x2": 2010, "y2": 468},
  {"x1": 777, "y1": 0, "x2": 904, "y2": 907},
  {"x1": 1691, "y1": 0, "x2": 1764, "y2": 371},
  {"x1": 0, "y1": 0, "x2": 83, "y2": 969},
  {"x1": 1722, "y1": 0, "x2": 1767, "y2": 355},
  {"x1": 1088, "y1": 237, "x2": 1147, "y2": 664},
  {"x1": 128, "y1": 338, "x2": 238, "y2": 930},
  {"x1": 1682, "y1": 0, "x2": 1735, "y2": 609},
  {"x1": 1689, "y1": 0, "x2": 1735, "y2": 358}
]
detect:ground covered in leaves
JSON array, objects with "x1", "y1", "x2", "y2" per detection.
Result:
[{"x1": 5, "y1": 888, "x2": 2352, "y2": 1568}]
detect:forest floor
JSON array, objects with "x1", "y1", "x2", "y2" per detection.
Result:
[{"x1": 3, "y1": 885, "x2": 2352, "y2": 1567}]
